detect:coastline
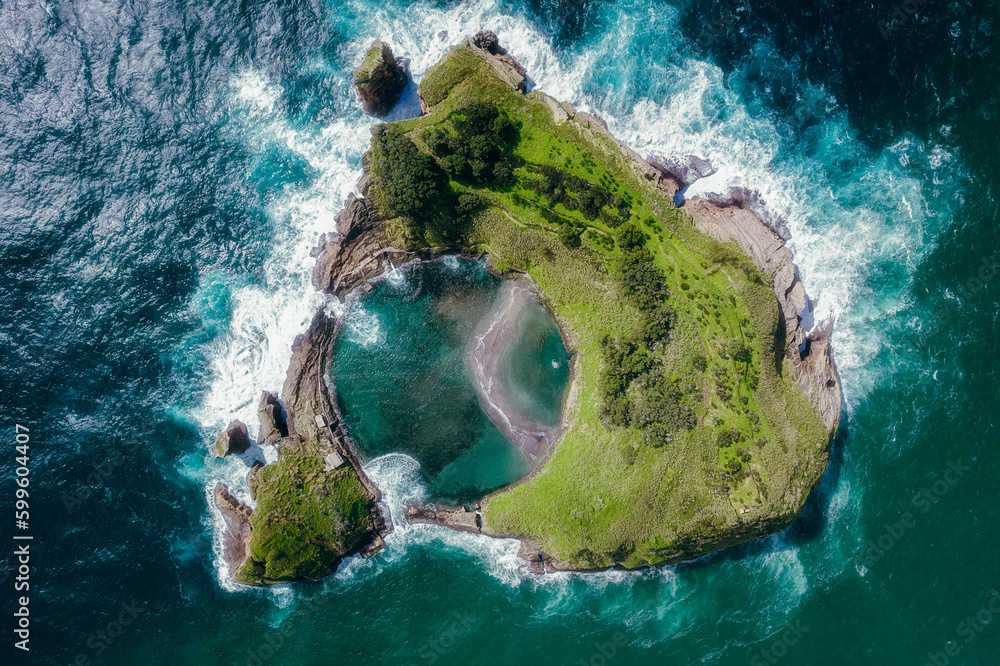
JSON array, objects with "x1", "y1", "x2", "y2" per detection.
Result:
[
  {"x1": 215, "y1": 31, "x2": 842, "y2": 581},
  {"x1": 466, "y1": 280, "x2": 562, "y2": 464}
]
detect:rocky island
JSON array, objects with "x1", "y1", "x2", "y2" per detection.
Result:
[{"x1": 213, "y1": 31, "x2": 840, "y2": 584}]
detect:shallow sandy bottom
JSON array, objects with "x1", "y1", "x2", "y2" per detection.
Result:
[{"x1": 466, "y1": 281, "x2": 565, "y2": 464}]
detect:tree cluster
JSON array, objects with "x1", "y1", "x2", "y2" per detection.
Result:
[
  {"x1": 615, "y1": 222, "x2": 670, "y2": 311},
  {"x1": 597, "y1": 221, "x2": 694, "y2": 443},
  {"x1": 372, "y1": 124, "x2": 447, "y2": 222},
  {"x1": 422, "y1": 102, "x2": 520, "y2": 187},
  {"x1": 526, "y1": 165, "x2": 629, "y2": 225}
]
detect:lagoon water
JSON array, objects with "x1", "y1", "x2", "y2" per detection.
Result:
[
  {"x1": 332, "y1": 258, "x2": 568, "y2": 501},
  {"x1": 2, "y1": 0, "x2": 999, "y2": 664}
]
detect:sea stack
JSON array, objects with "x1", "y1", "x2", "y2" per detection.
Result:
[
  {"x1": 353, "y1": 39, "x2": 409, "y2": 116},
  {"x1": 213, "y1": 419, "x2": 251, "y2": 458}
]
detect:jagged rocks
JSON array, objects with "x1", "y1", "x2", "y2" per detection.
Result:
[
  {"x1": 353, "y1": 40, "x2": 409, "y2": 117},
  {"x1": 648, "y1": 155, "x2": 717, "y2": 189},
  {"x1": 335, "y1": 192, "x2": 371, "y2": 239},
  {"x1": 213, "y1": 420, "x2": 251, "y2": 458},
  {"x1": 257, "y1": 391, "x2": 288, "y2": 446},
  {"x1": 311, "y1": 195, "x2": 409, "y2": 296},
  {"x1": 213, "y1": 482, "x2": 253, "y2": 578},
  {"x1": 405, "y1": 502, "x2": 481, "y2": 534},
  {"x1": 247, "y1": 460, "x2": 265, "y2": 501},
  {"x1": 467, "y1": 30, "x2": 526, "y2": 93}
]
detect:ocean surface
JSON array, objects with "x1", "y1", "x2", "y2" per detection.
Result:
[{"x1": 1, "y1": 0, "x2": 998, "y2": 664}]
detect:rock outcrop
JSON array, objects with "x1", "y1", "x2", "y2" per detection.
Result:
[
  {"x1": 679, "y1": 197, "x2": 841, "y2": 433},
  {"x1": 246, "y1": 460, "x2": 265, "y2": 501},
  {"x1": 213, "y1": 420, "x2": 251, "y2": 458},
  {"x1": 353, "y1": 40, "x2": 409, "y2": 117},
  {"x1": 648, "y1": 154, "x2": 716, "y2": 189},
  {"x1": 213, "y1": 482, "x2": 253, "y2": 577},
  {"x1": 467, "y1": 30, "x2": 527, "y2": 92},
  {"x1": 256, "y1": 391, "x2": 288, "y2": 446},
  {"x1": 406, "y1": 502, "x2": 481, "y2": 534},
  {"x1": 312, "y1": 192, "x2": 409, "y2": 296}
]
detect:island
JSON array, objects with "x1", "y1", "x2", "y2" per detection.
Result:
[{"x1": 213, "y1": 31, "x2": 841, "y2": 584}]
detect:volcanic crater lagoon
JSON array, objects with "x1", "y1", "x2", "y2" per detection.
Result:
[{"x1": 330, "y1": 257, "x2": 571, "y2": 501}]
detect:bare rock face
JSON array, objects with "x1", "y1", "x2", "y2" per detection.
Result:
[
  {"x1": 214, "y1": 482, "x2": 253, "y2": 577},
  {"x1": 405, "y1": 502, "x2": 481, "y2": 534},
  {"x1": 681, "y1": 198, "x2": 842, "y2": 434},
  {"x1": 213, "y1": 420, "x2": 251, "y2": 458},
  {"x1": 335, "y1": 192, "x2": 371, "y2": 239},
  {"x1": 648, "y1": 154, "x2": 716, "y2": 189},
  {"x1": 256, "y1": 391, "x2": 288, "y2": 446},
  {"x1": 246, "y1": 460, "x2": 265, "y2": 501},
  {"x1": 311, "y1": 194, "x2": 409, "y2": 296},
  {"x1": 353, "y1": 40, "x2": 409, "y2": 117},
  {"x1": 467, "y1": 30, "x2": 526, "y2": 93}
]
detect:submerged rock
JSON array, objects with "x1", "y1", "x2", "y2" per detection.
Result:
[
  {"x1": 213, "y1": 420, "x2": 251, "y2": 458},
  {"x1": 353, "y1": 39, "x2": 409, "y2": 117}
]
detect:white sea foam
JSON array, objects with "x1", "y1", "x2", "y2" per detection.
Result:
[
  {"x1": 195, "y1": 0, "x2": 962, "y2": 596},
  {"x1": 331, "y1": 453, "x2": 529, "y2": 588}
]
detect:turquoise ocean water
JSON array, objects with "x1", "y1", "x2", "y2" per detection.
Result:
[{"x1": 1, "y1": 0, "x2": 998, "y2": 664}]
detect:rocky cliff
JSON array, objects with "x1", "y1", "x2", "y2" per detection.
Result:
[
  {"x1": 213, "y1": 482, "x2": 253, "y2": 577},
  {"x1": 528, "y1": 84, "x2": 841, "y2": 437},
  {"x1": 353, "y1": 40, "x2": 409, "y2": 117},
  {"x1": 217, "y1": 30, "x2": 842, "y2": 580}
]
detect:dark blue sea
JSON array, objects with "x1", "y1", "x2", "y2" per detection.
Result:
[{"x1": 1, "y1": 0, "x2": 998, "y2": 664}]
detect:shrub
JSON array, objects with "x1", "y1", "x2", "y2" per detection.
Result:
[
  {"x1": 440, "y1": 154, "x2": 468, "y2": 179},
  {"x1": 421, "y1": 128, "x2": 450, "y2": 156},
  {"x1": 716, "y1": 428, "x2": 740, "y2": 448},
  {"x1": 641, "y1": 303, "x2": 675, "y2": 344},
  {"x1": 455, "y1": 193, "x2": 484, "y2": 215},
  {"x1": 439, "y1": 102, "x2": 521, "y2": 186},
  {"x1": 558, "y1": 222, "x2": 582, "y2": 248},
  {"x1": 371, "y1": 125, "x2": 446, "y2": 222}
]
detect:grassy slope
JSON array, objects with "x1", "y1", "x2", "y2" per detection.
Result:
[
  {"x1": 379, "y1": 47, "x2": 829, "y2": 568},
  {"x1": 237, "y1": 445, "x2": 373, "y2": 584},
  {"x1": 236, "y1": 331, "x2": 376, "y2": 585}
]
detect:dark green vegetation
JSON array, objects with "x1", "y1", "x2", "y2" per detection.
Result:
[
  {"x1": 237, "y1": 450, "x2": 374, "y2": 584},
  {"x1": 364, "y1": 44, "x2": 830, "y2": 569},
  {"x1": 369, "y1": 102, "x2": 519, "y2": 241}
]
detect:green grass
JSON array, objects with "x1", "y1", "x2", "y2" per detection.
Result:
[
  {"x1": 373, "y1": 44, "x2": 830, "y2": 568},
  {"x1": 236, "y1": 450, "x2": 374, "y2": 584}
]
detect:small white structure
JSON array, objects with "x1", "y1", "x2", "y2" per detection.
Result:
[
  {"x1": 323, "y1": 452, "x2": 345, "y2": 471},
  {"x1": 314, "y1": 414, "x2": 328, "y2": 429}
]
